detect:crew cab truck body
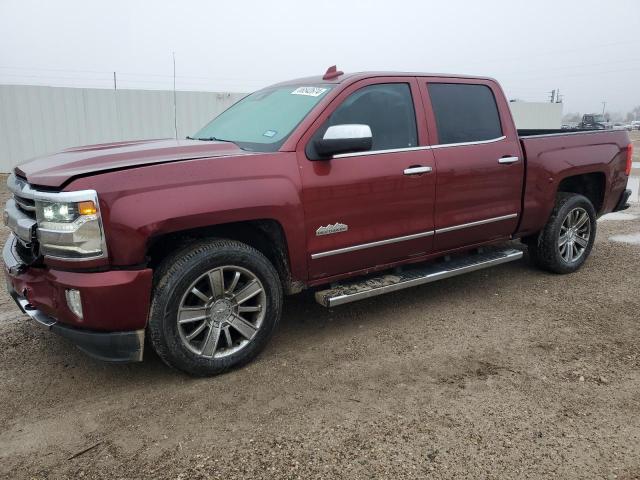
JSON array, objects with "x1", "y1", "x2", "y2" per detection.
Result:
[{"x1": 3, "y1": 70, "x2": 634, "y2": 375}]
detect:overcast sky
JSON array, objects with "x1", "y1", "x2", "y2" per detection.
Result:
[{"x1": 1, "y1": 0, "x2": 638, "y2": 116}]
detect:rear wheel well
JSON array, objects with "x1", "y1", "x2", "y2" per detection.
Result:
[
  {"x1": 557, "y1": 172, "x2": 606, "y2": 213},
  {"x1": 146, "y1": 220, "x2": 302, "y2": 294}
]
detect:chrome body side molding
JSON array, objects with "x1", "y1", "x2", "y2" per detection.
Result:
[
  {"x1": 435, "y1": 213, "x2": 518, "y2": 234},
  {"x1": 311, "y1": 230, "x2": 434, "y2": 260},
  {"x1": 311, "y1": 213, "x2": 519, "y2": 260}
]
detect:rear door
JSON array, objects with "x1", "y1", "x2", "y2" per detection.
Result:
[
  {"x1": 419, "y1": 79, "x2": 524, "y2": 251},
  {"x1": 297, "y1": 78, "x2": 437, "y2": 280}
]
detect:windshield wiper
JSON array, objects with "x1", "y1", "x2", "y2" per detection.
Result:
[{"x1": 188, "y1": 136, "x2": 232, "y2": 142}]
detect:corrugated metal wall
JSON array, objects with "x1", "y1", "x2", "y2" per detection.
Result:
[
  {"x1": 0, "y1": 85, "x2": 245, "y2": 172},
  {"x1": 509, "y1": 101, "x2": 563, "y2": 130},
  {"x1": 0, "y1": 86, "x2": 567, "y2": 172}
]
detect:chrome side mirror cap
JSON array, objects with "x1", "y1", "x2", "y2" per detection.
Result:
[{"x1": 314, "y1": 124, "x2": 373, "y2": 158}]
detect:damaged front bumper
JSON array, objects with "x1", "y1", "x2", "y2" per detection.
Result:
[{"x1": 3, "y1": 234, "x2": 150, "y2": 363}]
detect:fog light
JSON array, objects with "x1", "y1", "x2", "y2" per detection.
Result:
[{"x1": 65, "y1": 289, "x2": 83, "y2": 318}]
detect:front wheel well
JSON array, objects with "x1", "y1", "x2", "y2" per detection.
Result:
[
  {"x1": 146, "y1": 220, "x2": 302, "y2": 295},
  {"x1": 557, "y1": 172, "x2": 606, "y2": 213}
]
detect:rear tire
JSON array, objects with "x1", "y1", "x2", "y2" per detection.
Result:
[
  {"x1": 526, "y1": 193, "x2": 596, "y2": 274},
  {"x1": 148, "y1": 239, "x2": 282, "y2": 376}
]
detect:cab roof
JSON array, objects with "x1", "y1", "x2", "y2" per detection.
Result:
[{"x1": 271, "y1": 71, "x2": 498, "y2": 87}]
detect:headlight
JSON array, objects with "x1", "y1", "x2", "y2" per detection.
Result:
[{"x1": 35, "y1": 190, "x2": 107, "y2": 260}]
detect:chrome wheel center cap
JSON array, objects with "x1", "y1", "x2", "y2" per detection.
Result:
[{"x1": 209, "y1": 299, "x2": 234, "y2": 325}]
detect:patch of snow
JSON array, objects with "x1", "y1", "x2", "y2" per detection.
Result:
[
  {"x1": 626, "y1": 176, "x2": 639, "y2": 203},
  {"x1": 609, "y1": 233, "x2": 640, "y2": 245},
  {"x1": 599, "y1": 212, "x2": 638, "y2": 221}
]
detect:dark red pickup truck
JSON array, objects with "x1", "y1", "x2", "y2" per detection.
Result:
[{"x1": 3, "y1": 68, "x2": 634, "y2": 375}]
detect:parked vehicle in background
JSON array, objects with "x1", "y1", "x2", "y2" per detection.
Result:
[
  {"x1": 579, "y1": 113, "x2": 609, "y2": 130},
  {"x1": 632, "y1": 120, "x2": 640, "y2": 130},
  {"x1": 3, "y1": 68, "x2": 634, "y2": 376}
]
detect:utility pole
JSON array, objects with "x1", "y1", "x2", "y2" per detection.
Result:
[
  {"x1": 113, "y1": 72, "x2": 117, "y2": 90},
  {"x1": 601, "y1": 101, "x2": 606, "y2": 115},
  {"x1": 173, "y1": 52, "x2": 178, "y2": 139}
]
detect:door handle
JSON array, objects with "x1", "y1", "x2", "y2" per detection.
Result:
[
  {"x1": 498, "y1": 156, "x2": 519, "y2": 164},
  {"x1": 403, "y1": 166, "x2": 432, "y2": 175}
]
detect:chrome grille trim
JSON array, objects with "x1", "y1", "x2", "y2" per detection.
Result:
[
  {"x1": 13, "y1": 196, "x2": 35, "y2": 212},
  {"x1": 8, "y1": 174, "x2": 37, "y2": 217},
  {"x1": 7, "y1": 174, "x2": 37, "y2": 200},
  {"x1": 4, "y1": 199, "x2": 37, "y2": 245}
]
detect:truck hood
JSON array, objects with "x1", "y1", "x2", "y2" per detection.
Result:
[{"x1": 16, "y1": 138, "x2": 253, "y2": 188}]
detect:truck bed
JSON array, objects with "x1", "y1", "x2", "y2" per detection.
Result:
[{"x1": 517, "y1": 128, "x2": 631, "y2": 236}]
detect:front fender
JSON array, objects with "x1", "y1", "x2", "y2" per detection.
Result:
[{"x1": 67, "y1": 153, "x2": 307, "y2": 279}]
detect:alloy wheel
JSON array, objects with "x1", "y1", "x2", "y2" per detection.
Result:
[
  {"x1": 558, "y1": 207, "x2": 591, "y2": 263},
  {"x1": 177, "y1": 266, "x2": 266, "y2": 358}
]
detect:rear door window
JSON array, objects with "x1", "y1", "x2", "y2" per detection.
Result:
[{"x1": 427, "y1": 83, "x2": 503, "y2": 145}]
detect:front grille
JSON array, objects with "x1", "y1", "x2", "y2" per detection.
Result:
[{"x1": 6, "y1": 174, "x2": 41, "y2": 265}]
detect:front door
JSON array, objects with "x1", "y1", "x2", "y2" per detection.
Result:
[
  {"x1": 297, "y1": 79, "x2": 437, "y2": 280},
  {"x1": 420, "y1": 80, "x2": 524, "y2": 251}
]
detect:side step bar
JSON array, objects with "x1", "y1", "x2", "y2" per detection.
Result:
[{"x1": 315, "y1": 248, "x2": 523, "y2": 307}]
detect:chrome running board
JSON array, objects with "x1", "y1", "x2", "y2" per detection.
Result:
[{"x1": 315, "y1": 248, "x2": 523, "y2": 307}]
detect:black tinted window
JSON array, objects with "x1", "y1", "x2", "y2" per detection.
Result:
[
  {"x1": 428, "y1": 83, "x2": 502, "y2": 144},
  {"x1": 314, "y1": 83, "x2": 418, "y2": 154}
]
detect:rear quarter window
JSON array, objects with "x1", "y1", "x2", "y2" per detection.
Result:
[{"x1": 427, "y1": 83, "x2": 503, "y2": 145}]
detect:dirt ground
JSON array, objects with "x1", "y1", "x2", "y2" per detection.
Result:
[{"x1": 1, "y1": 146, "x2": 640, "y2": 479}]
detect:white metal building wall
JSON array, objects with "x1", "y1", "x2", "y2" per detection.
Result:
[
  {"x1": 508, "y1": 101, "x2": 563, "y2": 130},
  {"x1": 0, "y1": 85, "x2": 245, "y2": 172},
  {"x1": 0, "y1": 86, "x2": 567, "y2": 172}
]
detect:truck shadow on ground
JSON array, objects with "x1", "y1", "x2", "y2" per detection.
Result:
[{"x1": 21, "y1": 251, "x2": 535, "y2": 386}]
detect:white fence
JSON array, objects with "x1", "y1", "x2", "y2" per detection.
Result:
[{"x1": 0, "y1": 85, "x2": 245, "y2": 173}]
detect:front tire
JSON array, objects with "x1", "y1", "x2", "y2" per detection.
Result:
[
  {"x1": 527, "y1": 193, "x2": 597, "y2": 274},
  {"x1": 148, "y1": 239, "x2": 283, "y2": 376}
]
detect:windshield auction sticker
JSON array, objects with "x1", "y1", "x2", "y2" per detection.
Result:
[{"x1": 291, "y1": 87, "x2": 328, "y2": 97}]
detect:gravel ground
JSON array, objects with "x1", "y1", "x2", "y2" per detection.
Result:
[{"x1": 1, "y1": 170, "x2": 639, "y2": 479}]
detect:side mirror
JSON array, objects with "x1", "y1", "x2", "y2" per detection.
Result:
[{"x1": 314, "y1": 124, "x2": 372, "y2": 157}]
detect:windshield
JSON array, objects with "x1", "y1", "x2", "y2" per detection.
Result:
[{"x1": 191, "y1": 85, "x2": 333, "y2": 152}]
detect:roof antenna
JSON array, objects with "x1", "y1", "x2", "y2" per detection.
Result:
[{"x1": 323, "y1": 65, "x2": 343, "y2": 80}]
